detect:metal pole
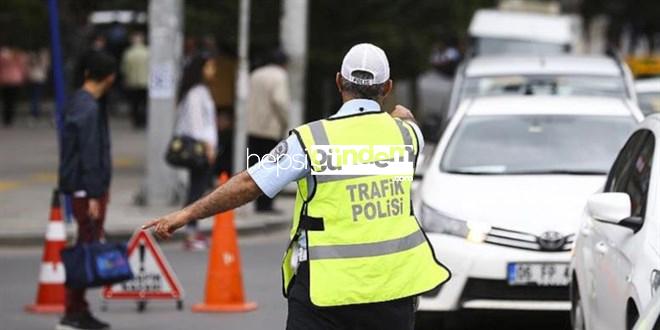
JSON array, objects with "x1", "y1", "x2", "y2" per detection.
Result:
[
  {"x1": 280, "y1": 0, "x2": 308, "y2": 128},
  {"x1": 233, "y1": 0, "x2": 251, "y2": 174},
  {"x1": 47, "y1": 0, "x2": 66, "y2": 142},
  {"x1": 47, "y1": 0, "x2": 73, "y2": 222},
  {"x1": 145, "y1": 0, "x2": 183, "y2": 205}
]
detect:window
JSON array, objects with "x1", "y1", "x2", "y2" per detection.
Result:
[
  {"x1": 475, "y1": 38, "x2": 567, "y2": 55},
  {"x1": 605, "y1": 130, "x2": 655, "y2": 218},
  {"x1": 441, "y1": 115, "x2": 636, "y2": 175},
  {"x1": 462, "y1": 75, "x2": 627, "y2": 99}
]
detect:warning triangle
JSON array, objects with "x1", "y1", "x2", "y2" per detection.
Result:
[{"x1": 103, "y1": 230, "x2": 184, "y2": 300}]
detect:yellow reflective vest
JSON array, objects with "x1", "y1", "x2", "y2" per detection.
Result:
[{"x1": 282, "y1": 111, "x2": 450, "y2": 307}]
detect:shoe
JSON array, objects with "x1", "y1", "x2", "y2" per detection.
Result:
[
  {"x1": 82, "y1": 311, "x2": 110, "y2": 330},
  {"x1": 55, "y1": 312, "x2": 110, "y2": 330}
]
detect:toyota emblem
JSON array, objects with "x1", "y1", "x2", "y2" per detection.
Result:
[{"x1": 537, "y1": 231, "x2": 566, "y2": 251}]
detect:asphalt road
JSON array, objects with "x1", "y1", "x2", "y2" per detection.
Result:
[{"x1": 1, "y1": 229, "x2": 570, "y2": 330}]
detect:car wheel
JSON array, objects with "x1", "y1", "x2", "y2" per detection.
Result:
[
  {"x1": 571, "y1": 279, "x2": 586, "y2": 330},
  {"x1": 573, "y1": 294, "x2": 586, "y2": 330}
]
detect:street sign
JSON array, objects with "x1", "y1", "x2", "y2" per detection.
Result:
[{"x1": 102, "y1": 230, "x2": 183, "y2": 311}]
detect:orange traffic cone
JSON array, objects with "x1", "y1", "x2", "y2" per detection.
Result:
[
  {"x1": 192, "y1": 173, "x2": 257, "y2": 313},
  {"x1": 25, "y1": 189, "x2": 66, "y2": 313}
]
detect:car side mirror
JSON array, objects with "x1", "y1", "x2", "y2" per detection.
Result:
[{"x1": 587, "y1": 192, "x2": 642, "y2": 232}]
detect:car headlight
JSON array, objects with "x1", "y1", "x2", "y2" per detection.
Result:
[{"x1": 420, "y1": 203, "x2": 491, "y2": 243}]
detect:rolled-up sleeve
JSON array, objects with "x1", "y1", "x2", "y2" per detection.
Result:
[{"x1": 247, "y1": 134, "x2": 309, "y2": 198}]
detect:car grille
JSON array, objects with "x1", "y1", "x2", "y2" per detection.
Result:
[
  {"x1": 461, "y1": 278, "x2": 569, "y2": 302},
  {"x1": 484, "y1": 227, "x2": 574, "y2": 252}
]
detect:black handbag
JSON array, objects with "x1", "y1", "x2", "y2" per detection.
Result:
[
  {"x1": 61, "y1": 241, "x2": 133, "y2": 289},
  {"x1": 165, "y1": 135, "x2": 208, "y2": 169}
]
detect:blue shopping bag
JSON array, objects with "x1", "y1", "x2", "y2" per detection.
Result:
[{"x1": 61, "y1": 242, "x2": 133, "y2": 289}]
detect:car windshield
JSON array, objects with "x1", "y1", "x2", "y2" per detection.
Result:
[
  {"x1": 475, "y1": 38, "x2": 567, "y2": 55},
  {"x1": 637, "y1": 92, "x2": 660, "y2": 116},
  {"x1": 462, "y1": 75, "x2": 627, "y2": 99},
  {"x1": 441, "y1": 115, "x2": 637, "y2": 175}
]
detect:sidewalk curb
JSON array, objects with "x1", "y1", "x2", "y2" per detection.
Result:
[{"x1": 0, "y1": 217, "x2": 290, "y2": 247}]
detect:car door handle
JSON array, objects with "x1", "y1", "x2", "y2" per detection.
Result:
[{"x1": 595, "y1": 241, "x2": 608, "y2": 254}]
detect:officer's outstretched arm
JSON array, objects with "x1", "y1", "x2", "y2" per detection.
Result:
[{"x1": 142, "y1": 171, "x2": 263, "y2": 239}]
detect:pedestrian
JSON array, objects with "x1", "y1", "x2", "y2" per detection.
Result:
[
  {"x1": 121, "y1": 32, "x2": 149, "y2": 128},
  {"x1": 0, "y1": 45, "x2": 27, "y2": 127},
  {"x1": 144, "y1": 43, "x2": 450, "y2": 330},
  {"x1": 27, "y1": 47, "x2": 50, "y2": 122},
  {"x1": 173, "y1": 54, "x2": 217, "y2": 251},
  {"x1": 246, "y1": 48, "x2": 290, "y2": 213},
  {"x1": 56, "y1": 52, "x2": 116, "y2": 330}
]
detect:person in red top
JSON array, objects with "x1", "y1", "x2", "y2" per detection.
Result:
[{"x1": 0, "y1": 45, "x2": 27, "y2": 127}]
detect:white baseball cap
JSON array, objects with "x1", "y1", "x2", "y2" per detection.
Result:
[{"x1": 340, "y1": 43, "x2": 390, "y2": 85}]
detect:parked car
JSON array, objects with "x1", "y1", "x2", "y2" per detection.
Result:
[
  {"x1": 636, "y1": 78, "x2": 660, "y2": 116},
  {"x1": 415, "y1": 95, "x2": 640, "y2": 328},
  {"x1": 570, "y1": 115, "x2": 660, "y2": 330},
  {"x1": 446, "y1": 55, "x2": 639, "y2": 120}
]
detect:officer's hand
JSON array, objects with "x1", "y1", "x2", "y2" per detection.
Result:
[
  {"x1": 142, "y1": 211, "x2": 188, "y2": 240},
  {"x1": 88, "y1": 198, "x2": 101, "y2": 220},
  {"x1": 390, "y1": 105, "x2": 416, "y2": 123}
]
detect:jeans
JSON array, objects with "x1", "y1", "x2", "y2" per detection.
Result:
[
  {"x1": 65, "y1": 193, "x2": 109, "y2": 315},
  {"x1": 185, "y1": 166, "x2": 212, "y2": 230}
]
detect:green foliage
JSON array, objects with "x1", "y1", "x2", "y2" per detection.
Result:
[
  {"x1": 0, "y1": 0, "x2": 49, "y2": 49},
  {"x1": 184, "y1": 0, "x2": 282, "y2": 58},
  {"x1": 309, "y1": 0, "x2": 494, "y2": 79}
]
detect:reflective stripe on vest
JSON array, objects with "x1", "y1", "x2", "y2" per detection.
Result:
[
  {"x1": 308, "y1": 118, "x2": 415, "y2": 184},
  {"x1": 308, "y1": 229, "x2": 425, "y2": 260},
  {"x1": 309, "y1": 120, "x2": 329, "y2": 145}
]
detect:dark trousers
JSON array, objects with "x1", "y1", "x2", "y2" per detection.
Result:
[
  {"x1": 1, "y1": 86, "x2": 19, "y2": 126},
  {"x1": 29, "y1": 82, "x2": 45, "y2": 118},
  {"x1": 248, "y1": 135, "x2": 278, "y2": 211},
  {"x1": 126, "y1": 88, "x2": 147, "y2": 128},
  {"x1": 186, "y1": 166, "x2": 212, "y2": 230},
  {"x1": 286, "y1": 262, "x2": 417, "y2": 330},
  {"x1": 65, "y1": 194, "x2": 109, "y2": 315}
]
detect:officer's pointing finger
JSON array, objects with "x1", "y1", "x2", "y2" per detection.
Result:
[{"x1": 141, "y1": 219, "x2": 160, "y2": 230}]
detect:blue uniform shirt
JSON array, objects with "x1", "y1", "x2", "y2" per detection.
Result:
[{"x1": 247, "y1": 99, "x2": 424, "y2": 268}]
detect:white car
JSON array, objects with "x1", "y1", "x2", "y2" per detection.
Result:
[
  {"x1": 416, "y1": 96, "x2": 639, "y2": 326},
  {"x1": 636, "y1": 78, "x2": 660, "y2": 117},
  {"x1": 571, "y1": 115, "x2": 660, "y2": 330},
  {"x1": 446, "y1": 55, "x2": 639, "y2": 120},
  {"x1": 468, "y1": 9, "x2": 579, "y2": 56}
]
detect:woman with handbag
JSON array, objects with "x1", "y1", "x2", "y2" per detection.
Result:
[{"x1": 173, "y1": 54, "x2": 217, "y2": 251}]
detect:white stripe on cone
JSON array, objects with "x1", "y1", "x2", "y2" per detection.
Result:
[
  {"x1": 45, "y1": 222, "x2": 66, "y2": 241},
  {"x1": 39, "y1": 262, "x2": 65, "y2": 284}
]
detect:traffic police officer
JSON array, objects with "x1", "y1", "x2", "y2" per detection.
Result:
[{"x1": 144, "y1": 43, "x2": 450, "y2": 329}]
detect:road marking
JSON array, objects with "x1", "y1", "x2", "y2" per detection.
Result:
[
  {"x1": 114, "y1": 157, "x2": 139, "y2": 169},
  {"x1": 0, "y1": 180, "x2": 21, "y2": 192},
  {"x1": 0, "y1": 156, "x2": 140, "y2": 193},
  {"x1": 30, "y1": 172, "x2": 57, "y2": 183}
]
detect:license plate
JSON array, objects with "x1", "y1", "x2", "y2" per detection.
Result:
[{"x1": 507, "y1": 262, "x2": 570, "y2": 286}]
